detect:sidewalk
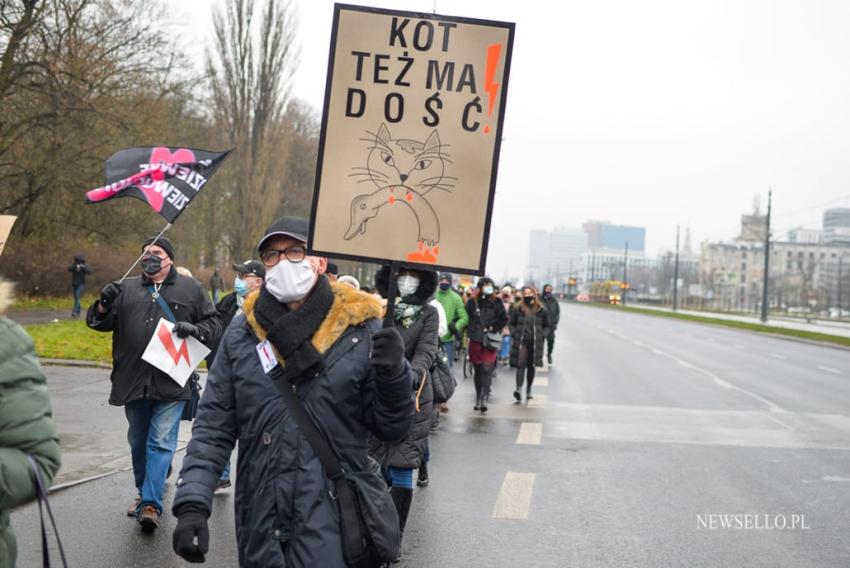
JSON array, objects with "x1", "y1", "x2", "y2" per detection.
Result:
[
  {"x1": 635, "y1": 304, "x2": 850, "y2": 339},
  {"x1": 41, "y1": 364, "x2": 194, "y2": 488}
]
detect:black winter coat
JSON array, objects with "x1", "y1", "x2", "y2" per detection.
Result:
[
  {"x1": 68, "y1": 257, "x2": 92, "y2": 286},
  {"x1": 509, "y1": 304, "x2": 551, "y2": 368},
  {"x1": 466, "y1": 295, "x2": 508, "y2": 344},
  {"x1": 173, "y1": 283, "x2": 414, "y2": 568},
  {"x1": 541, "y1": 294, "x2": 560, "y2": 329},
  {"x1": 205, "y1": 292, "x2": 239, "y2": 366},
  {"x1": 370, "y1": 266, "x2": 438, "y2": 470},
  {"x1": 86, "y1": 268, "x2": 222, "y2": 405}
]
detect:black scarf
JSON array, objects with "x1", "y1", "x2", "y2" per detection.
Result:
[{"x1": 254, "y1": 275, "x2": 334, "y2": 383}]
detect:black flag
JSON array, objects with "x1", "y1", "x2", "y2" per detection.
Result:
[{"x1": 85, "y1": 146, "x2": 231, "y2": 223}]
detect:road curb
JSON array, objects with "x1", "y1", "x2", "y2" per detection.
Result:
[{"x1": 40, "y1": 358, "x2": 112, "y2": 369}]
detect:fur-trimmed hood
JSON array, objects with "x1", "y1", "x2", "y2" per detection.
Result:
[
  {"x1": 242, "y1": 280, "x2": 383, "y2": 356},
  {"x1": 0, "y1": 278, "x2": 13, "y2": 314},
  {"x1": 374, "y1": 266, "x2": 438, "y2": 306}
]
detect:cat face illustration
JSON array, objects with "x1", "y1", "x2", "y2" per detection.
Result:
[{"x1": 366, "y1": 123, "x2": 445, "y2": 192}]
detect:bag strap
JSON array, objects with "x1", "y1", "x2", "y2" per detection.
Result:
[
  {"x1": 26, "y1": 455, "x2": 69, "y2": 568},
  {"x1": 148, "y1": 285, "x2": 177, "y2": 323},
  {"x1": 268, "y1": 366, "x2": 345, "y2": 480}
]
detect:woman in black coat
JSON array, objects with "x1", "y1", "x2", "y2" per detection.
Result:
[
  {"x1": 509, "y1": 286, "x2": 550, "y2": 402},
  {"x1": 465, "y1": 277, "x2": 508, "y2": 413},
  {"x1": 369, "y1": 266, "x2": 438, "y2": 551}
]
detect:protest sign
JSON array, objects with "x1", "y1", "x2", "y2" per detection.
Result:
[
  {"x1": 85, "y1": 147, "x2": 231, "y2": 223},
  {"x1": 0, "y1": 216, "x2": 16, "y2": 257},
  {"x1": 308, "y1": 4, "x2": 514, "y2": 274},
  {"x1": 141, "y1": 318, "x2": 210, "y2": 387}
]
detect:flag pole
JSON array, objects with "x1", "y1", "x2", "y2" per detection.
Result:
[{"x1": 118, "y1": 222, "x2": 172, "y2": 284}]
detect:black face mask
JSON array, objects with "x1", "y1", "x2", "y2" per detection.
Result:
[
  {"x1": 439, "y1": 282, "x2": 451, "y2": 291},
  {"x1": 543, "y1": 291, "x2": 552, "y2": 298},
  {"x1": 524, "y1": 297, "x2": 535, "y2": 305},
  {"x1": 141, "y1": 255, "x2": 163, "y2": 276}
]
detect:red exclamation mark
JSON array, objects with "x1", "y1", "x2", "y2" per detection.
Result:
[{"x1": 483, "y1": 43, "x2": 502, "y2": 135}]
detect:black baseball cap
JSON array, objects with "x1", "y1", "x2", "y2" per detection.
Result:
[
  {"x1": 232, "y1": 259, "x2": 266, "y2": 279},
  {"x1": 257, "y1": 216, "x2": 309, "y2": 252},
  {"x1": 439, "y1": 272, "x2": 453, "y2": 283},
  {"x1": 327, "y1": 263, "x2": 339, "y2": 275}
]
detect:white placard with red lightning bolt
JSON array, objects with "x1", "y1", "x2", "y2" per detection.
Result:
[{"x1": 141, "y1": 318, "x2": 210, "y2": 387}]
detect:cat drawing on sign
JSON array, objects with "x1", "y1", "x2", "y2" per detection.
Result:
[{"x1": 344, "y1": 123, "x2": 456, "y2": 264}]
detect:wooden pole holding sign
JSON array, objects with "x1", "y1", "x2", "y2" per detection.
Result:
[
  {"x1": 307, "y1": 5, "x2": 515, "y2": 277},
  {"x1": 383, "y1": 261, "x2": 401, "y2": 328}
]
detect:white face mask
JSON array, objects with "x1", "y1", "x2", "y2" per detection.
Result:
[
  {"x1": 265, "y1": 260, "x2": 317, "y2": 303},
  {"x1": 397, "y1": 275, "x2": 420, "y2": 297}
]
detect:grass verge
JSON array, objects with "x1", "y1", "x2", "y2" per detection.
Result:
[
  {"x1": 24, "y1": 319, "x2": 112, "y2": 363},
  {"x1": 13, "y1": 294, "x2": 99, "y2": 311},
  {"x1": 584, "y1": 303, "x2": 850, "y2": 348}
]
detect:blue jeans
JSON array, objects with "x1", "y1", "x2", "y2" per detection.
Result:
[
  {"x1": 385, "y1": 466, "x2": 414, "y2": 489},
  {"x1": 125, "y1": 399, "x2": 185, "y2": 514},
  {"x1": 500, "y1": 335, "x2": 512, "y2": 359},
  {"x1": 442, "y1": 340, "x2": 456, "y2": 368},
  {"x1": 221, "y1": 460, "x2": 231, "y2": 482},
  {"x1": 72, "y1": 283, "x2": 85, "y2": 316}
]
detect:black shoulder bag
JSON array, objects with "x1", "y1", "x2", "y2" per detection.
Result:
[
  {"x1": 26, "y1": 455, "x2": 69, "y2": 568},
  {"x1": 269, "y1": 366, "x2": 400, "y2": 567},
  {"x1": 430, "y1": 344, "x2": 456, "y2": 403},
  {"x1": 148, "y1": 286, "x2": 202, "y2": 421},
  {"x1": 474, "y1": 299, "x2": 503, "y2": 351}
]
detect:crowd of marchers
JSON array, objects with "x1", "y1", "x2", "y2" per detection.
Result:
[{"x1": 0, "y1": 214, "x2": 562, "y2": 568}]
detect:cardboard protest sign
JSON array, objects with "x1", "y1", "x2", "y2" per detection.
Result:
[
  {"x1": 141, "y1": 318, "x2": 210, "y2": 387},
  {"x1": 0, "y1": 216, "x2": 16, "y2": 257},
  {"x1": 308, "y1": 4, "x2": 514, "y2": 274},
  {"x1": 85, "y1": 147, "x2": 231, "y2": 223}
]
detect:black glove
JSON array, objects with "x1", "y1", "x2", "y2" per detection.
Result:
[
  {"x1": 448, "y1": 321, "x2": 457, "y2": 335},
  {"x1": 174, "y1": 322, "x2": 201, "y2": 339},
  {"x1": 371, "y1": 327, "x2": 405, "y2": 377},
  {"x1": 173, "y1": 506, "x2": 210, "y2": 563},
  {"x1": 99, "y1": 282, "x2": 122, "y2": 308}
]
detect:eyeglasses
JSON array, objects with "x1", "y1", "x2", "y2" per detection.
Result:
[{"x1": 260, "y1": 245, "x2": 307, "y2": 267}]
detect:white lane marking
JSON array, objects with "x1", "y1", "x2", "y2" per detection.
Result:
[
  {"x1": 818, "y1": 366, "x2": 842, "y2": 375},
  {"x1": 652, "y1": 349, "x2": 665, "y2": 356},
  {"x1": 823, "y1": 476, "x2": 850, "y2": 482},
  {"x1": 516, "y1": 422, "x2": 543, "y2": 445},
  {"x1": 535, "y1": 377, "x2": 549, "y2": 387},
  {"x1": 769, "y1": 353, "x2": 786, "y2": 360},
  {"x1": 527, "y1": 394, "x2": 547, "y2": 408},
  {"x1": 633, "y1": 340, "x2": 644, "y2": 347},
  {"x1": 492, "y1": 472, "x2": 536, "y2": 519}
]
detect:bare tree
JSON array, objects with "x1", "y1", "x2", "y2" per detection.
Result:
[{"x1": 206, "y1": 0, "x2": 300, "y2": 259}]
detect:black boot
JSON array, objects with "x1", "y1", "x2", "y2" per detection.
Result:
[
  {"x1": 417, "y1": 462, "x2": 429, "y2": 487},
  {"x1": 389, "y1": 486, "x2": 414, "y2": 562}
]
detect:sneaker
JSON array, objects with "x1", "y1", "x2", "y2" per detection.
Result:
[
  {"x1": 513, "y1": 390, "x2": 521, "y2": 402},
  {"x1": 137, "y1": 505, "x2": 161, "y2": 531},
  {"x1": 127, "y1": 496, "x2": 141, "y2": 517},
  {"x1": 417, "y1": 464, "x2": 429, "y2": 487},
  {"x1": 547, "y1": 354, "x2": 553, "y2": 365},
  {"x1": 216, "y1": 479, "x2": 232, "y2": 493},
  {"x1": 527, "y1": 392, "x2": 534, "y2": 400}
]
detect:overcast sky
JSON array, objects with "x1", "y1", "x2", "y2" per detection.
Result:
[{"x1": 175, "y1": 0, "x2": 850, "y2": 280}]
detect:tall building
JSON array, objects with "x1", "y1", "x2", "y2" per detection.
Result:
[
  {"x1": 526, "y1": 227, "x2": 587, "y2": 287},
  {"x1": 823, "y1": 208, "x2": 850, "y2": 245},
  {"x1": 548, "y1": 227, "x2": 587, "y2": 281},
  {"x1": 788, "y1": 227, "x2": 822, "y2": 244},
  {"x1": 526, "y1": 229, "x2": 549, "y2": 285},
  {"x1": 582, "y1": 221, "x2": 646, "y2": 253}
]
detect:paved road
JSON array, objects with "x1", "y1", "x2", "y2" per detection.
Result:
[{"x1": 11, "y1": 303, "x2": 850, "y2": 567}]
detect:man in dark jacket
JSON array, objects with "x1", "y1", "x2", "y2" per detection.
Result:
[
  {"x1": 68, "y1": 253, "x2": 92, "y2": 317},
  {"x1": 171, "y1": 216, "x2": 414, "y2": 567},
  {"x1": 209, "y1": 267, "x2": 224, "y2": 303},
  {"x1": 86, "y1": 235, "x2": 222, "y2": 531},
  {"x1": 541, "y1": 284, "x2": 561, "y2": 365}
]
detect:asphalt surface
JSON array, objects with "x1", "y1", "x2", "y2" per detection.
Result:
[{"x1": 10, "y1": 302, "x2": 850, "y2": 567}]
